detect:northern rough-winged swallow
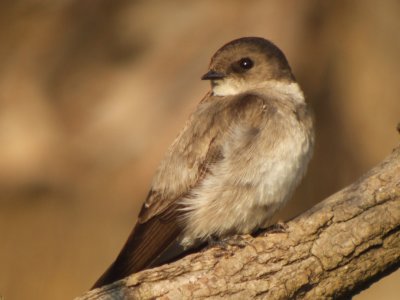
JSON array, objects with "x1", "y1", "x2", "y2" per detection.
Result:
[{"x1": 92, "y1": 37, "x2": 314, "y2": 289}]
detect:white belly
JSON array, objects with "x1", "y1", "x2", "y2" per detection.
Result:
[{"x1": 179, "y1": 114, "x2": 313, "y2": 248}]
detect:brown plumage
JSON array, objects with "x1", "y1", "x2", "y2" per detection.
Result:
[{"x1": 92, "y1": 37, "x2": 314, "y2": 289}]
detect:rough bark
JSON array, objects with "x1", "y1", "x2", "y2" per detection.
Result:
[{"x1": 77, "y1": 145, "x2": 400, "y2": 300}]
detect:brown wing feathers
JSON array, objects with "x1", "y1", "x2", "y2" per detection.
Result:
[{"x1": 92, "y1": 140, "x2": 224, "y2": 289}]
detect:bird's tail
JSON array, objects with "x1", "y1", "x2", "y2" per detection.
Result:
[{"x1": 92, "y1": 217, "x2": 181, "y2": 289}]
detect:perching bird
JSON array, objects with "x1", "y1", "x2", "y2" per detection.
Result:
[{"x1": 92, "y1": 37, "x2": 314, "y2": 289}]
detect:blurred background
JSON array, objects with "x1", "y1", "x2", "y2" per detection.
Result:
[{"x1": 0, "y1": 0, "x2": 399, "y2": 299}]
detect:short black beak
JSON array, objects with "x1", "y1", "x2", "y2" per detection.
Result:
[{"x1": 201, "y1": 70, "x2": 225, "y2": 80}]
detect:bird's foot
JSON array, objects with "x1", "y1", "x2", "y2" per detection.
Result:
[
  {"x1": 262, "y1": 221, "x2": 288, "y2": 236},
  {"x1": 207, "y1": 235, "x2": 252, "y2": 258},
  {"x1": 207, "y1": 234, "x2": 252, "y2": 250}
]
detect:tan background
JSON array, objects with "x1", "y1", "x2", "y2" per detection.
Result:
[{"x1": 0, "y1": 1, "x2": 399, "y2": 299}]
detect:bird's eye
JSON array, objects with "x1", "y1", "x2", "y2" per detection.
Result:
[{"x1": 238, "y1": 57, "x2": 254, "y2": 70}]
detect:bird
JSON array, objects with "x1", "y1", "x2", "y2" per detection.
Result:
[{"x1": 92, "y1": 37, "x2": 314, "y2": 289}]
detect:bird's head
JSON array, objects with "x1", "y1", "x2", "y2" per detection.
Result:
[{"x1": 202, "y1": 37, "x2": 295, "y2": 96}]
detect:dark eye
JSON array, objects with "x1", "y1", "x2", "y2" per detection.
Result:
[{"x1": 239, "y1": 57, "x2": 254, "y2": 70}]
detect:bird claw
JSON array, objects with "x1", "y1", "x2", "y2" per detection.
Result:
[
  {"x1": 263, "y1": 221, "x2": 288, "y2": 235},
  {"x1": 207, "y1": 234, "x2": 251, "y2": 250}
]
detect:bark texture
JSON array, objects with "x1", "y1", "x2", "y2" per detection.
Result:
[{"x1": 77, "y1": 145, "x2": 400, "y2": 300}]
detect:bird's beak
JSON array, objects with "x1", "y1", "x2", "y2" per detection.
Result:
[{"x1": 201, "y1": 70, "x2": 226, "y2": 80}]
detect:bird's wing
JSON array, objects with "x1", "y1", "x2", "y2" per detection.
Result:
[
  {"x1": 92, "y1": 93, "x2": 269, "y2": 288},
  {"x1": 138, "y1": 93, "x2": 270, "y2": 223}
]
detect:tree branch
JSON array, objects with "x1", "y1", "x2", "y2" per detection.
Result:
[{"x1": 77, "y1": 144, "x2": 400, "y2": 300}]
